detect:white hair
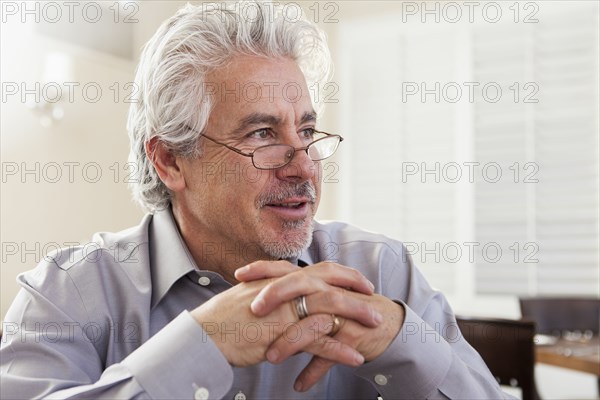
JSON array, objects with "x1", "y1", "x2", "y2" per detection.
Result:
[{"x1": 127, "y1": 1, "x2": 332, "y2": 211}]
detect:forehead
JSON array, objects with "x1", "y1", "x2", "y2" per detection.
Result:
[{"x1": 204, "y1": 55, "x2": 314, "y2": 128}]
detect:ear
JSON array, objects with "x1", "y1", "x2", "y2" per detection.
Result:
[{"x1": 146, "y1": 137, "x2": 186, "y2": 192}]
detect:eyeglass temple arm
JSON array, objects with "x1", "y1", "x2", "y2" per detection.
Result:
[
  {"x1": 315, "y1": 130, "x2": 344, "y2": 142},
  {"x1": 201, "y1": 134, "x2": 254, "y2": 157}
]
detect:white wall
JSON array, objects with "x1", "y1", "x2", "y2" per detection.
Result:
[
  {"x1": 320, "y1": 2, "x2": 599, "y2": 399},
  {"x1": 1, "y1": 1, "x2": 203, "y2": 319}
]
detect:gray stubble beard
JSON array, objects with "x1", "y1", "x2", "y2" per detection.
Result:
[{"x1": 259, "y1": 217, "x2": 314, "y2": 260}]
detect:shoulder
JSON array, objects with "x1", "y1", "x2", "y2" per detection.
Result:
[
  {"x1": 311, "y1": 220, "x2": 407, "y2": 261},
  {"x1": 26, "y1": 213, "x2": 152, "y2": 274},
  {"x1": 17, "y1": 214, "x2": 154, "y2": 315},
  {"x1": 310, "y1": 220, "x2": 438, "y2": 311},
  {"x1": 309, "y1": 220, "x2": 420, "y2": 300}
]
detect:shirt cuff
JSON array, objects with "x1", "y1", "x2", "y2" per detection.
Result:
[
  {"x1": 354, "y1": 302, "x2": 453, "y2": 398},
  {"x1": 122, "y1": 311, "x2": 234, "y2": 399}
]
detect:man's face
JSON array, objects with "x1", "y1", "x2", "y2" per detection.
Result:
[{"x1": 175, "y1": 55, "x2": 321, "y2": 264}]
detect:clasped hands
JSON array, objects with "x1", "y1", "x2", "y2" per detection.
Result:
[{"x1": 191, "y1": 260, "x2": 404, "y2": 392}]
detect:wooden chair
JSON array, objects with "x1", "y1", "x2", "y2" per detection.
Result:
[
  {"x1": 457, "y1": 316, "x2": 540, "y2": 400},
  {"x1": 520, "y1": 296, "x2": 600, "y2": 394},
  {"x1": 519, "y1": 297, "x2": 600, "y2": 336}
]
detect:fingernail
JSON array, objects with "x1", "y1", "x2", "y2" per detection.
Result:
[
  {"x1": 250, "y1": 298, "x2": 265, "y2": 314},
  {"x1": 294, "y1": 381, "x2": 303, "y2": 392},
  {"x1": 354, "y1": 353, "x2": 365, "y2": 365},
  {"x1": 266, "y1": 348, "x2": 279, "y2": 363},
  {"x1": 374, "y1": 311, "x2": 383, "y2": 324},
  {"x1": 368, "y1": 281, "x2": 375, "y2": 291}
]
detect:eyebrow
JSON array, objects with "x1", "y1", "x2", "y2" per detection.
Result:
[
  {"x1": 231, "y1": 111, "x2": 317, "y2": 136},
  {"x1": 238, "y1": 113, "x2": 281, "y2": 130},
  {"x1": 300, "y1": 111, "x2": 317, "y2": 125}
]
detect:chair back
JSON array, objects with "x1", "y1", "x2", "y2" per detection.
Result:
[
  {"x1": 457, "y1": 316, "x2": 539, "y2": 400},
  {"x1": 519, "y1": 297, "x2": 600, "y2": 336}
]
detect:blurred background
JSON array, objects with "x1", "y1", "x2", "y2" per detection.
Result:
[{"x1": 1, "y1": 1, "x2": 598, "y2": 398}]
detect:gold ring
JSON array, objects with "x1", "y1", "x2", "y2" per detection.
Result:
[{"x1": 329, "y1": 314, "x2": 342, "y2": 336}]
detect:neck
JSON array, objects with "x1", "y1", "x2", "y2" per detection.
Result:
[{"x1": 171, "y1": 204, "x2": 276, "y2": 285}]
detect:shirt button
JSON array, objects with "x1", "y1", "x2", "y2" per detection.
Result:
[
  {"x1": 198, "y1": 276, "x2": 211, "y2": 286},
  {"x1": 234, "y1": 391, "x2": 246, "y2": 400},
  {"x1": 374, "y1": 374, "x2": 388, "y2": 386},
  {"x1": 194, "y1": 387, "x2": 209, "y2": 400}
]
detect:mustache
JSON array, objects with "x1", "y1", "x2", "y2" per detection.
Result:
[{"x1": 256, "y1": 182, "x2": 317, "y2": 207}]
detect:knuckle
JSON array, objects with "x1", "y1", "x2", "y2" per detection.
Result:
[
  {"x1": 330, "y1": 291, "x2": 346, "y2": 310},
  {"x1": 321, "y1": 290, "x2": 342, "y2": 311},
  {"x1": 349, "y1": 267, "x2": 364, "y2": 281},
  {"x1": 361, "y1": 304, "x2": 375, "y2": 322},
  {"x1": 296, "y1": 272, "x2": 318, "y2": 291},
  {"x1": 328, "y1": 261, "x2": 344, "y2": 272},
  {"x1": 261, "y1": 281, "x2": 281, "y2": 301},
  {"x1": 277, "y1": 259, "x2": 297, "y2": 270},
  {"x1": 293, "y1": 269, "x2": 309, "y2": 282},
  {"x1": 321, "y1": 337, "x2": 342, "y2": 353},
  {"x1": 320, "y1": 262, "x2": 335, "y2": 274},
  {"x1": 354, "y1": 298, "x2": 373, "y2": 316},
  {"x1": 319, "y1": 314, "x2": 335, "y2": 332}
]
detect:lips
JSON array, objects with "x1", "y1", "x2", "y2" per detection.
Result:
[
  {"x1": 266, "y1": 199, "x2": 308, "y2": 208},
  {"x1": 263, "y1": 197, "x2": 311, "y2": 219},
  {"x1": 257, "y1": 183, "x2": 316, "y2": 220}
]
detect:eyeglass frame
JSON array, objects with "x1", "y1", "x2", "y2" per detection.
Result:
[{"x1": 198, "y1": 129, "x2": 344, "y2": 170}]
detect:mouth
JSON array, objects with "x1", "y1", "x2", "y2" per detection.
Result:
[
  {"x1": 267, "y1": 201, "x2": 305, "y2": 209},
  {"x1": 258, "y1": 182, "x2": 317, "y2": 222},
  {"x1": 263, "y1": 198, "x2": 311, "y2": 219}
]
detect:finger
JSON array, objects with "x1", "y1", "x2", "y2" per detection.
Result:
[
  {"x1": 304, "y1": 291, "x2": 381, "y2": 328},
  {"x1": 254, "y1": 262, "x2": 374, "y2": 300},
  {"x1": 251, "y1": 264, "x2": 374, "y2": 315},
  {"x1": 235, "y1": 260, "x2": 298, "y2": 281},
  {"x1": 265, "y1": 313, "x2": 364, "y2": 366},
  {"x1": 305, "y1": 263, "x2": 375, "y2": 295},
  {"x1": 251, "y1": 272, "x2": 330, "y2": 315},
  {"x1": 294, "y1": 357, "x2": 336, "y2": 392}
]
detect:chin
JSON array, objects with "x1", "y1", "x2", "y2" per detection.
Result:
[{"x1": 259, "y1": 218, "x2": 314, "y2": 259}]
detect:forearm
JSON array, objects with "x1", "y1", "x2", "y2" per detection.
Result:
[
  {"x1": 1, "y1": 312, "x2": 234, "y2": 400},
  {"x1": 354, "y1": 303, "x2": 514, "y2": 399}
]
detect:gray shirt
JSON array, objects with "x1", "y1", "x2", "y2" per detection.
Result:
[{"x1": 1, "y1": 209, "x2": 511, "y2": 399}]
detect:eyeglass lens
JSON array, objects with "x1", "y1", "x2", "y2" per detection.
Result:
[{"x1": 253, "y1": 136, "x2": 340, "y2": 169}]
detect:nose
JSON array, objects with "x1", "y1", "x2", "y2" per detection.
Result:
[{"x1": 275, "y1": 145, "x2": 316, "y2": 183}]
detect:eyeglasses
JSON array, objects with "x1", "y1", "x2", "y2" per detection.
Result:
[{"x1": 200, "y1": 130, "x2": 344, "y2": 170}]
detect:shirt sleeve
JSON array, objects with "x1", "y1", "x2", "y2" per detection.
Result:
[
  {"x1": 352, "y1": 247, "x2": 517, "y2": 399},
  {"x1": 1, "y1": 284, "x2": 233, "y2": 399}
]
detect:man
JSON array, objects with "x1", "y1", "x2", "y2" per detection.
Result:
[{"x1": 1, "y1": 2, "x2": 511, "y2": 399}]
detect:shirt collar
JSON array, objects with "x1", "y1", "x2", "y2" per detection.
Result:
[
  {"x1": 297, "y1": 247, "x2": 313, "y2": 267},
  {"x1": 149, "y1": 207, "x2": 197, "y2": 309},
  {"x1": 148, "y1": 207, "x2": 317, "y2": 308}
]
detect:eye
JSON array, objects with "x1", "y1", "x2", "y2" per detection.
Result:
[
  {"x1": 300, "y1": 128, "x2": 316, "y2": 140},
  {"x1": 247, "y1": 128, "x2": 272, "y2": 140}
]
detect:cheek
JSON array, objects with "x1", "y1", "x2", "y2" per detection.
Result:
[
  {"x1": 207, "y1": 163, "x2": 272, "y2": 207},
  {"x1": 182, "y1": 162, "x2": 232, "y2": 207},
  {"x1": 236, "y1": 167, "x2": 278, "y2": 192}
]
